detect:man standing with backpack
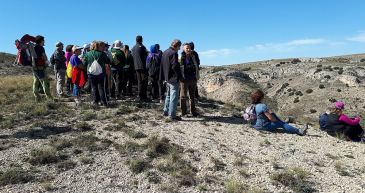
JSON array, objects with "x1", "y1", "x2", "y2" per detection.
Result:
[
  {"x1": 110, "y1": 40, "x2": 125, "y2": 99},
  {"x1": 162, "y1": 39, "x2": 183, "y2": 121},
  {"x1": 132, "y1": 35, "x2": 149, "y2": 101},
  {"x1": 33, "y1": 35, "x2": 53, "y2": 101},
  {"x1": 50, "y1": 42, "x2": 67, "y2": 97},
  {"x1": 189, "y1": 42, "x2": 201, "y2": 99},
  {"x1": 146, "y1": 44, "x2": 161, "y2": 100}
]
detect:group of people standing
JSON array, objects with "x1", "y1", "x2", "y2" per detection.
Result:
[{"x1": 31, "y1": 35, "x2": 200, "y2": 121}]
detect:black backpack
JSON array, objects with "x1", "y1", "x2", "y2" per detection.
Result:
[{"x1": 148, "y1": 56, "x2": 160, "y2": 78}]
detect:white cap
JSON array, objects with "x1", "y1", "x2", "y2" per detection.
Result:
[
  {"x1": 113, "y1": 40, "x2": 123, "y2": 49},
  {"x1": 72, "y1": 45, "x2": 83, "y2": 52},
  {"x1": 83, "y1": 43, "x2": 90, "y2": 49}
]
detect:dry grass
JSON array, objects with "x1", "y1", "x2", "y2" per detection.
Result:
[
  {"x1": 270, "y1": 167, "x2": 316, "y2": 193},
  {"x1": 0, "y1": 167, "x2": 34, "y2": 186}
]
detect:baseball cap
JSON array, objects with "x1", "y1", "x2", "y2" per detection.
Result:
[
  {"x1": 55, "y1": 42, "x2": 64, "y2": 47},
  {"x1": 72, "y1": 45, "x2": 83, "y2": 52}
]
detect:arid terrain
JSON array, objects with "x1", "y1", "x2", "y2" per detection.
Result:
[{"x1": 0, "y1": 52, "x2": 364, "y2": 193}]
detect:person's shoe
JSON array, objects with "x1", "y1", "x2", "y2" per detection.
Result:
[
  {"x1": 192, "y1": 112, "x2": 200, "y2": 117},
  {"x1": 167, "y1": 116, "x2": 182, "y2": 121},
  {"x1": 160, "y1": 99, "x2": 164, "y2": 104},
  {"x1": 298, "y1": 124, "x2": 308, "y2": 136},
  {"x1": 163, "y1": 112, "x2": 168, "y2": 117}
]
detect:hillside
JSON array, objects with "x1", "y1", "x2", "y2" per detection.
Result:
[{"x1": 0, "y1": 52, "x2": 364, "y2": 192}]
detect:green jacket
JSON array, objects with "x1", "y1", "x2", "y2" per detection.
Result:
[
  {"x1": 111, "y1": 48, "x2": 125, "y2": 69},
  {"x1": 84, "y1": 50, "x2": 110, "y2": 75}
]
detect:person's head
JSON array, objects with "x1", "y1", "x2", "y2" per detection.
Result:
[
  {"x1": 183, "y1": 43, "x2": 191, "y2": 54},
  {"x1": 136, "y1": 35, "x2": 143, "y2": 44},
  {"x1": 113, "y1": 40, "x2": 123, "y2": 49},
  {"x1": 83, "y1": 43, "x2": 91, "y2": 52},
  {"x1": 55, "y1": 42, "x2": 64, "y2": 51},
  {"x1": 123, "y1": 45, "x2": 130, "y2": 54},
  {"x1": 251, "y1": 90, "x2": 265, "y2": 104},
  {"x1": 97, "y1": 41, "x2": 106, "y2": 52},
  {"x1": 66, "y1": 45, "x2": 74, "y2": 52},
  {"x1": 35, "y1": 35, "x2": 45, "y2": 46},
  {"x1": 171, "y1": 39, "x2": 182, "y2": 51},
  {"x1": 156, "y1": 44, "x2": 160, "y2": 50},
  {"x1": 332, "y1": 101, "x2": 345, "y2": 114},
  {"x1": 72, "y1": 45, "x2": 83, "y2": 56},
  {"x1": 189, "y1": 42, "x2": 195, "y2": 50},
  {"x1": 150, "y1": 44, "x2": 158, "y2": 54},
  {"x1": 104, "y1": 42, "x2": 110, "y2": 51}
]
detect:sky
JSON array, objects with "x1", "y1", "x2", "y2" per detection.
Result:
[{"x1": 1, "y1": 0, "x2": 365, "y2": 66}]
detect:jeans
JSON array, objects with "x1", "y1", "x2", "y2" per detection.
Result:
[
  {"x1": 258, "y1": 113, "x2": 300, "y2": 134},
  {"x1": 180, "y1": 80, "x2": 197, "y2": 115},
  {"x1": 73, "y1": 84, "x2": 80, "y2": 97},
  {"x1": 55, "y1": 69, "x2": 66, "y2": 96},
  {"x1": 164, "y1": 82, "x2": 180, "y2": 118},
  {"x1": 89, "y1": 74, "x2": 107, "y2": 105}
]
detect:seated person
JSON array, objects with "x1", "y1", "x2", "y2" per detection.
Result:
[
  {"x1": 325, "y1": 101, "x2": 364, "y2": 142},
  {"x1": 251, "y1": 90, "x2": 308, "y2": 136}
]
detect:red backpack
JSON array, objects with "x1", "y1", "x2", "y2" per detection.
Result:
[{"x1": 14, "y1": 34, "x2": 37, "y2": 66}]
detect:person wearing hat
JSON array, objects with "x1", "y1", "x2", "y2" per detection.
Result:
[
  {"x1": 50, "y1": 42, "x2": 67, "y2": 97},
  {"x1": 110, "y1": 40, "x2": 125, "y2": 99},
  {"x1": 103, "y1": 41, "x2": 112, "y2": 101},
  {"x1": 70, "y1": 45, "x2": 86, "y2": 105},
  {"x1": 325, "y1": 101, "x2": 364, "y2": 141}
]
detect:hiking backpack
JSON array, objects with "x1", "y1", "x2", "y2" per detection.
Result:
[
  {"x1": 147, "y1": 55, "x2": 160, "y2": 78},
  {"x1": 243, "y1": 104, "x2": 257, "y2": 124},
  {"x1": 319, "y1": 113, "x2": 329, "y2": 130},
  {"x1": 14, "y1": 34, "x2": 37, "y2": 66}
]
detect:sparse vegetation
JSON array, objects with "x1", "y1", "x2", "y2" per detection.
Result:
[
  {"x1": 319, "y1": 84, "x2": 325, "y2": 89},
  {"x1": 128, "y1": 159, "x2": 150, "y2": 174},
  {"x1": 57, "y1": 160, "x2": 77, "y2": 172},
  {"x1": 26, "y1": 147, "x2": 68, "y2": 165},
  {"x1": 210, "y1": 157, "x2": 226, "y2": 171},
  {"x1": 0, "y1": 167, "x2": 34, "y2": 186},
  {"x1": 334, "y1": 162, "x2": 353, "y2": 177},
  {"x1": 225, "y1": 179, "x2": 248, "y2": 193},
  {"x1": 270, "y1": 167, "x2": 316, "y2": 193}
]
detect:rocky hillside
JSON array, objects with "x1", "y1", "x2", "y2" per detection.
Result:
[
  {"x1": 0, "y1": 53, "x2": 364, "y2": 193},
  {"x1": 198, "y1": 55, "x2": 365, "y2": 126}
]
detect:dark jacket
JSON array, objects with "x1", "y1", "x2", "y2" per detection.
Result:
[
  {"x1": 191, "y1": 50, "x2": 200, "y2": 67},
  {"x1": 325, "y1": 113, "x2": 346, "y2": 136},
  {"x1": 131, "y1": 43, "x2": 148, "y2": 70},
  {"x1": 50, "y1": 50, "x2": 66, "y2": 71},
  {"x1": 161, "y1": 47, "x2": 183, "y2": 83},
  {"x1": 124, "y1": 52, "x2": 134, "y2": 71},
  {"x1": 180, "y1": 51, "x2": 198, "y2": 81}
]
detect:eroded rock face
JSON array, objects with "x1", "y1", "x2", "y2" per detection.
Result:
[{"x1": 199, "y1": 70, "x2": 257, "y2": 106}]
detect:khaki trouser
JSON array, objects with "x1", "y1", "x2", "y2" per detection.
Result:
[
  {"x1": 33, "y1": 69, "x2": 52, "y2": 100},
  {"x1": 180, "y1": 79, "x2": 197, "y2": 115},
  {"x1": 55, "y1": 69, "x2": 66, "y2": 96}
]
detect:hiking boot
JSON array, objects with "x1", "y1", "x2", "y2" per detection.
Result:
[
  {"x1": 298, "y1": 124, "x2": 308, "y2": 136},
  {"x1": 192, "y1": 112, "x2": 200, "y2": 117},
  {"x1": 163, "y1": 111, "x2": 168, "y2": 117},
  {"x1": 167, "y1": 116, "x2": 182, "y2": 122}
]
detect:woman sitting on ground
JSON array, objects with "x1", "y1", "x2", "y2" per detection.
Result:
[
  {"x1": 325, "y1": 101, "x2": 364, "y2": 142},
  {"x1": 251, "y1": 90, "x2": 307, "y2": 136}
]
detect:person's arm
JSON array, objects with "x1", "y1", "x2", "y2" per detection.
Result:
[
  {"x1": 264, "y1": 111, "x2": 278, "y2": 122},
  {"x1": 339, "y1": 114, "x2": 361, "y2": 126},
  {"x1": 171, "y1": 52, "x2": 183, "y2": 81}
]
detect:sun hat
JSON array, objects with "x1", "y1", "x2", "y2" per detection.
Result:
[{"x1": 113, "y1": 40, "x2": 123, "y2": 49}]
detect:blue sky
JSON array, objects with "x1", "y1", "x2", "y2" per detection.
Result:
[{"x1": 1, "y1": 0, "x2": 365, "y2": 66}]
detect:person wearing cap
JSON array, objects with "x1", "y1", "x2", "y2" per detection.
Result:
[
  {"x1": 162, "y1": 39, "x2": 183, "y2": 121},
  {"x1": 325, "y1": 101, "x2": 364, "y2": 141},
  {"x1": 83, "y1": 41, "x2": 111, "y2": 106},
  {"x1": 132, "y1": 35, "x2": 149, "y2": 101},
  {"x1": 110, "y1": 40, "x2": 125, "y2": 98},
  {"x1": 70, "y1": 45, "x2": 86, "y2": 105},
  {"x1": 50, "y1": 42, "x2": 67, "y2": 97},
  {"x1": 251, "y1": 90, "x2": 308, "y2": 136},
  {"x1": 81, "y1": 43, "x2": 91, "y2": 60}
]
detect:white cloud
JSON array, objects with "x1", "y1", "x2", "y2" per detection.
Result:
[
  {"x1": 286, "y1": 38, "x2": 326, "y2": 46},
  {"x1": 199, "y1": 48, "x2": 239, "y2": 57},
  {"x1": 347, "y1": 31, "x2": 365, "y2": 43}
]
